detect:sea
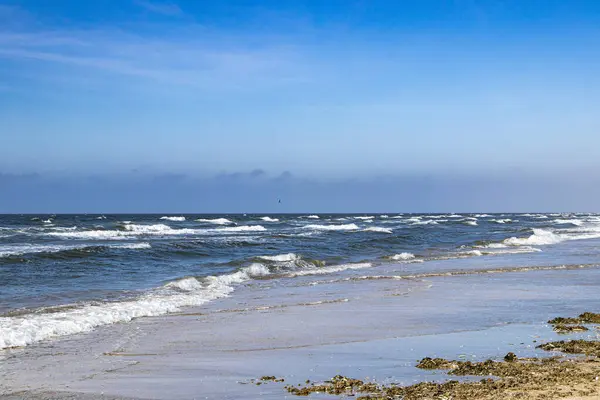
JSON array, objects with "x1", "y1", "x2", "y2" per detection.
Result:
[{"x1": 1, "y1": 212, "x2": 600, "y2": 350}]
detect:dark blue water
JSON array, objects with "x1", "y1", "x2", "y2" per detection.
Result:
[{"x1": 1, "y1": 212, "x2": 599, "y2": 349}]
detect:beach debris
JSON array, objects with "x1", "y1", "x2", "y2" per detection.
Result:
[
  {"x1": 552, "y1": 324, "x2": 589, "y2": 334},
  {"x1": 260, "y1": 375, "x2": 285, "y2": 382},
  {"x1": 579, "y1": 312, "x2": 600, "y2": 323},
  {"x1": 283, "y1": 329, "x2": 600, "y2": 399},
  {"x1": 285, "y1": 375, "x2": 378, "y2": 396},
  {"x1": 415, "y1": 357, "x2": 456, "y2": 369},
  {"x1": 285, "y1": 352, "x2": 600, "y2": 399},
  {"x1": 536, "y1": 340, "x2": 600, "y2": 356},
  {"x1": 548, "y1": 311, "x2": 600, "y2": 325}
]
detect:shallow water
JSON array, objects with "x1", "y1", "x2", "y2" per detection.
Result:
[{"x1": 2, "y1": 212, "x2": 600, "y2": 349}]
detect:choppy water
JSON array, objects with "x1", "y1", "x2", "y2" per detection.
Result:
[{"x1": 2, "y1": 212, "x2": 600, "y2": 349}]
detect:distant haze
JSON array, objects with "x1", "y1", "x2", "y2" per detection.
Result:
[{"x1": 1, "y1": 171, "x2": 598, "y2": 213}]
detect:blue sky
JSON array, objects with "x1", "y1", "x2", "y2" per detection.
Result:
[{"x1": 1, "y1": 0, "x2": 599, "y2": 211}]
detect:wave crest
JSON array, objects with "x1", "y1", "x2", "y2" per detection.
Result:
[
  {"x1": 195, "y1": 218, "x2": 233, "y2": 225},
  {"x1": 304, "y1": 223, "x2": 359, "y2": 231},
  {"x1": 160, "y1": 216, "x2": 186, "y2": 222},
  {"x1": 363, "y1": 227, "x2": 393, "y2": 234}
]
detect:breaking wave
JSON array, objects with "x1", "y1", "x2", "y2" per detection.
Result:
[
  {"x1": 363, "y1": 227, "x2": 393, "y2": 234},
  {"x1": 195, "y1": 218, "x2": 233, "y2": 225},
  {"x1": 411, "y1": 220, "x2": 438, "y2": 225},
  {"x1": 553, "y1": 219, "x2": 584, "y2": 226},
  {"x1": 160, "y1": 216, "x2": 186, "y2": 222},
  {"x1": 504, "y1": 229, "x2": 563, "y2": 246},
  {"x1": 0, "y1": 269, "x2": 246, "y2": 349},
  {"x1": 217, "y1": 225, "x2": 266, "y2": 233},
  {"x1": 0, "y1": 243, "x2": 151, "y2": 258},
  {"x1": 390, "y1": 252, "x2": 416, "y2": 261},
  {"x1": 47, "y1": 224, "x2": 265, "y2": 240},
  {"x1": 304, "y1": 224, "x2": 359, "y2": 231},
  {"x1": 0, "y1": 257, "x2": 368, "y2": 349},
  {"x1": 258, "y1": 253, "x2": 300, "y2": 262},
  {"x1": 287, "y1": 262, "x2": 373, "y2": 277}
]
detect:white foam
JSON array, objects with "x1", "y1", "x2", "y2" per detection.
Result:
[
  {"x1": 0, "y1": 281, "x2": 222, "y2": 349},
  {"x1": 48, "y1": 224, "x2": 264, "y2": 240},
  {"x1": 481, "y1": 246, "x2": 541, "y2": 255},
  {"x1": 243, "y1": 263, "x2": 271, "y2": 277},
  {"x1": 475, "y1": 214, "x2": 491, "y2": 217},
  {"x1": 481, "y1": 243, "x2": 509, "y2": 249},
  {"x1": 96, "y1": 216, "x2": 107, "y2": 220},
  {"x1": 258, "y1": 253, "x2": 300, "y2": 262},
  {"x1": 215, "y1": 225, "x2": 266, "y2": 233},
  {"x1": 363, "y1": 227, "x2": 393, "y2": 234},
  {"x1": 42, "y1": 219, "x2": 53, "y2": 224},
  {"x1": 195, "y1": 218, "x2": 233, "y2": 225},
  {"x1": 304, "y1": 223, "x2": 359, "y2": 231},
  {"x1": 50, "y1": 226, "x2": 78, "y2": 231},
  {"x1": 160, "y1": 216, "x2": 186, "y2": 222},
  {"x1": 165, "y1": 277, "x2": 204, "y2": 291},
  {"x1": 490, "y1": 219, "x2": 512, "y2": 224},
  {"x1": 411, "y1": 220, "x2": 438, "y2": 225},
  {"x1": 111, "y1": 243, "x2": 152, "y2": 250},
  {"x1": 354, "y1": 216, "x2": 374, "y2": 220},
  {"x1": 463, "y1": 220, "x2": 478, "y2": 226},
  {"x1": 287, "y1": 262, "x2": 373, "y2": 277},
  {"x1": 0, "y1": 261, "x2": 276, "y2": 349},
  {"x1": 391, "y1": 252, "x2": 416, "y2": 261},
  {"x1": 124, "y1": 224, "x2": 188, "y2": 234},
  {"x1": 305, "y1": 215, "x2": 320, "y2": 219},
  {"x1": 553, "y1": 219, "x2": 584, "y2": 226},
  {"x1": 456, "y1": 246, "x2": 542, "y2": 258},
  {"x1": 48, "y1": 230, "x2": 130, "y2": 240},
  {"x1": 0, "y1": 242, "x2": 151, "y2": 257},
  {"x1": 380, "y1": 215, "x2": 389, "y2": 219},
  {"x1": 0, "y1": 244, "x2": 76, "y2": 257},
  {"x1": 504, "y1": 229, "x2": 563, "y2": 246},
  {"x1": 260, "y1": 217, "x2": 279, "y2": 222}
]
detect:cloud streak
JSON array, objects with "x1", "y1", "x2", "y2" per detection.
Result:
[{"x1": 0, "y1": 15, "x2": 310, "y2": 91}]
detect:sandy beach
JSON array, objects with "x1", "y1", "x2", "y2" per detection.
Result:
[{"x1": 3, "y1": 254, "x2": 600, "y2": 399}]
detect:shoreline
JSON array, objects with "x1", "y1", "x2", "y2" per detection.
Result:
[{"x1": 3, "y1": 259, "x2": 600, "y2": 399}]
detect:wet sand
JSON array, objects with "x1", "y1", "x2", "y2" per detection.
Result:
[{"x1": 2, "y1": 257, "x2": 600, "y2": 399}]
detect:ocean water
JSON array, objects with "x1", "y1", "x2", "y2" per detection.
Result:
[{"x1": 1, "y1": 212, "x2": 600, "y2": 350}]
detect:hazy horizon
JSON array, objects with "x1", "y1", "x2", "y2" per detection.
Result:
[{"x1": 2, "y1": 169, "x2": 599, "y2": 213}]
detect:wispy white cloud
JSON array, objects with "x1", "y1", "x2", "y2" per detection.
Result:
[
  {"x1": 134, "y1": 0, "x2": 184, "y2": 17},
  {"x1": 0, "y1": 27, "x2": 311, "y2": 91}
]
